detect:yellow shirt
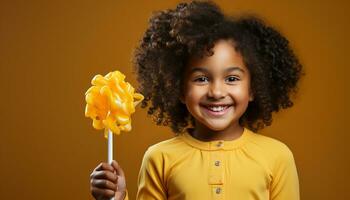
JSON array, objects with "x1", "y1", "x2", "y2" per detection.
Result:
[{"x1": 125, "y1": 127, "x2": 299, "y2": 200}]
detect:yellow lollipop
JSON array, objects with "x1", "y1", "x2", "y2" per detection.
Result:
[
  {"x1": 85, "y1": 70, "x2": 143, "y2": 200},
  {"x1": 85, "y1": 70, "x2": 144, "y2": 137}
]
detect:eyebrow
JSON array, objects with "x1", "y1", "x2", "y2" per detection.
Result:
[{"x1": 190, "y1": 66, "x2": 245, "y2": 74}]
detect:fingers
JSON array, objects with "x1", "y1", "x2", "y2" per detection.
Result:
[
  {"x1": 111, "y1": 160, "x2": 125, "y2": 177},
  {"x1": 90, "y1": 161, "x2": 127, "y2": 199},
  {"x1": 91, "y1": 178, "x2": 117, "y2": 190},
  {"x1": 90, "y1": 162, "x2": 119, "y2": 191},
  {"x1": 91, "y1": 170, "x2": 118, "y2": 182},
  {"x1": 93, "y1": 162, "x2": 115, "y2": 172},
  {"x1": 91, "y1": 186, "x2": 115, "y2": 199}
]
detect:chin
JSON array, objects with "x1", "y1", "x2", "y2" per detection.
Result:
[{"x1": 203, "y1": 121, "x2": 232, "y2": 131}]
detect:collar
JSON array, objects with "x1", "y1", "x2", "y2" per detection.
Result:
[{"x1": 180, "y1": 127, "x2": 252, "y2": 151}]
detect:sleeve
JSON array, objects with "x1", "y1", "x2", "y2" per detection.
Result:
[
  {"x1": 136, "y1": 147, "x2": 167, "y2": 200},
  {"x1": 123, "y1": 190, "x2": 129, "y2": 200},
  {"x1": 270, "y1": 146, "x2": 300, "y2": 200}
]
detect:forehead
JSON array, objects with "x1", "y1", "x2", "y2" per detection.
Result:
[{"x1": 186, "y1": 39, "x2": 247, "y2": 74}]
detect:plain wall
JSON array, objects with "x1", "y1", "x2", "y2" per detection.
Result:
[{"x1": 1, "y1": 0, "x2": 348, "y2": 199}]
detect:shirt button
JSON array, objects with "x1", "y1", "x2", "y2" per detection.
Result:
[
  {"x1": 216, "y1": 141, "x2": 223, "y2": 147},
  {"x1": 216, "y1": 187, "x2": 221, "y2": 194},
  {"x1": 214, "y1": 161, "x2": 220, "y2": 166}
]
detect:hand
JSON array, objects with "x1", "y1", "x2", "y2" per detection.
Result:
[{"x1": 90, "y1": 160, "x2": 127, "y2": 200}]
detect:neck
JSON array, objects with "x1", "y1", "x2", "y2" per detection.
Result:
[{"x1": 191, "y1": 121, "x2": 244, "y2": 142}]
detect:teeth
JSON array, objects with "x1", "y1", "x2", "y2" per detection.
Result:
[{"x1": 207, "y1": 106, "x2": 226, "y2": 112}]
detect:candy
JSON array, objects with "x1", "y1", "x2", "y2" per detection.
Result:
[{"x1": 85, "y1": 70, "x2": 144, "y2": 137}]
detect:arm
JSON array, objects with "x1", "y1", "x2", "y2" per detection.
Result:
[
  {"x1": 136, "y1": 147, "x2": 167, "y2": 200},
  {"x1": 270, "y1": 147, "x2": 300, "y2": 200}
]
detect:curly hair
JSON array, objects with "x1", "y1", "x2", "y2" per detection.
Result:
[{"x1": 132, "y1": 0, "x2": 303, "y2": 133}]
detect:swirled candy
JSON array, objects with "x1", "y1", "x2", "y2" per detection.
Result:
[{"x1": 85, "y1": 70, "x2": 144, "y2": 137}]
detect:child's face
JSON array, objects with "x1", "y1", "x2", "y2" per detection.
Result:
[{"x1": 181, "y1": 39, "x2": 253, "y2": 132}]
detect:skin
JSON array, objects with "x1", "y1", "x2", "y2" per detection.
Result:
[
  {"x1": 90, "y1": 39, "x2": 253, "y2": 200},
  {"x1": 181, "y1": 39, "x2": 253, "y2": 141},
  {"x1": 90, "y1": 161, "x2": 126, "y2": 200}
]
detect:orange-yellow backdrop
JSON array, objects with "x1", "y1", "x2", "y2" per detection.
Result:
[{"x1": 1, "y1": 0, "x2": 348, "y2": 199}]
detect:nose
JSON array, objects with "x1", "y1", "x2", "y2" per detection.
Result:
[{"x1": 207, "y1": 80, "x2": 226, "y2": 99}]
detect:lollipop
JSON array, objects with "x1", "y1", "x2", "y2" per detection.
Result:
[
  {"x1": 85, "y1": 70, "x2": 143, "y2": 199},
  {"x1": 85, "y1": 70, "x2": 144, "y2": 136}
]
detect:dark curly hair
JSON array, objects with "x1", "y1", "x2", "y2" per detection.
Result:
[{"x1": 132, "y1": 0, "x2": 303, "y2": 133}]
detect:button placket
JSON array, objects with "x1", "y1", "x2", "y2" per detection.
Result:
[
  {"x1": 208, "y1": 150, "x2": 225, "y2": 199},
  {"x1": 208, "y1": 151, "x2": 224, "y2": 184},
  {"x1": 208, "y1": 143, "x2": 225, "y2": 199}
]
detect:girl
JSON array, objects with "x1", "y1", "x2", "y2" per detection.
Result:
[{"x1": 90, "y1": 1, "x2": 303, "y2": 200}]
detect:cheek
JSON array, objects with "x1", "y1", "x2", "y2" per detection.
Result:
[
  {"x1": 184, "y1": 86, "x2": 206, "y2": 103},
  {"x1": 183, "y1": 88, "x2": 200, "y2": 116},
  {"x1": 230, "y1": 85, "x2": 251, "y2": 102}
]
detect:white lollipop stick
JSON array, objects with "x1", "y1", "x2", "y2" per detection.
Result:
[
  {"x1": 108, "y1": 129, "x2": 113, "y2": 164},
  {"x1": 107, "y1": 129, "x2": 115, "y2": 200}
]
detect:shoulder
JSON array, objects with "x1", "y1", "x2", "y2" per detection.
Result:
[
  {"x1": 248, "y1": 130, "x2": 294, "y2": 156},
  {"x1": 142, "y1": 135, "x2": 187, "y2": 163},
  {"x1": 246, "y1": 130, "x2": 296, "y2": 166},
  {"x1": 139, "y1": 135, "x2": 189, "y2": 178}
]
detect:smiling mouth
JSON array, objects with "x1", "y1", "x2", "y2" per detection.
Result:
[{"x1": 201, "y1": 105, "x2": 232, "y2": 116}]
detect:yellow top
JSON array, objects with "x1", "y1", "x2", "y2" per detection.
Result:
[{"x1": 124, "y1": 127, "x2": 299, "y2": 200}]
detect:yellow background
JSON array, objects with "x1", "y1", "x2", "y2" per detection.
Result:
[{"x1": 1, "y1": 0, "x2": 348, "y2": 199}]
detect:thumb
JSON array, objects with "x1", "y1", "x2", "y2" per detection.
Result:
[
  {"x1": 111, "y1": 160, "x2": 125, "y2": 178},
  {"x1": 111, "y1": 160, "x2": 127, "y2": 197}
]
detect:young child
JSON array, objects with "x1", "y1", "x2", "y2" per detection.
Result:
[{"x1": 90, "y1": 1, "x2": 303, "y2": 200}]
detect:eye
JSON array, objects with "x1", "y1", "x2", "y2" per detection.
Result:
[
  {"x1": 225, "y1": 76, "x2": 240, "y2": 83},
  {"x1": 194, "y1": 76, "x2": 209, "y2": 83}
]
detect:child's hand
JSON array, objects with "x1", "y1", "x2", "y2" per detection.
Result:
[{"x1": 90, "y1": 160, "x2": 127, "y2": 200}]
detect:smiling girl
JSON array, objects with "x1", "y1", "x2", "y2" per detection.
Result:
[{"x1": 90, "y1": 1, "x2": 303, "y2": 200}]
